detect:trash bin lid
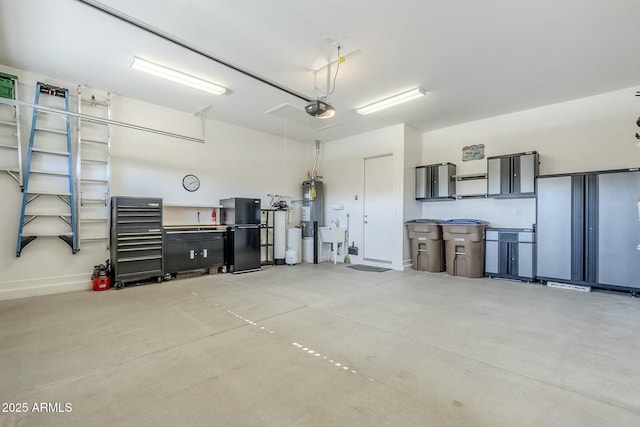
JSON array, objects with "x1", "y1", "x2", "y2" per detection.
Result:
[
  {"x1": 442, "y1": 219, "x2": 489, "y2": 225},
  {"x1": 406, "y1": 219, "x2": 442, "y2": 224}
]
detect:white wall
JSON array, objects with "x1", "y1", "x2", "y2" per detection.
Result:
[
  {"x1": 0, "y1": 64, "x2": 311, "y2": 300},
  {"x1": 110, "y1": 97, "x2": 310, "y2": 205},
  {"x1": 402, "y1": 125, "x2": 423, "y2": 265},
  {"x1": 421, "y1": 87, "x2": 640, "y2": 227},
  {"x1": 319, "y1": 124, "x2": 410, "y2": 270}
]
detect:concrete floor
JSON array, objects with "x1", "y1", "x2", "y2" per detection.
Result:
[{"x1": 1, "y1": 263, "x2": 640, "y2": 427}]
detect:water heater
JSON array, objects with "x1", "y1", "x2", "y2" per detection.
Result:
[{"x1": 302, "y1": 180, "x2": 324, "y2": 237}]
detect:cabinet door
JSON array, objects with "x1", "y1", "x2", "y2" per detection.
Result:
[
  {"x1": 517, "y1": 242, "x2": 534, "y2": 279},
  {"x1": 597, "y1": 171, "x2": 640, "y2": 289},
  {"x1": 485, "y1": 240, "x2": 499, "y2": 275},
  {"x1": 536, "y1": 176, "x2": 573, "y2": 280},
  {"x1": 436, "y1": 164, "x2": 455, "y2": 198},
  {"x1": 165, "y1": 239, "x2": 199, "y2": 273},
  {"x1": 199, "y1": 235, "x2": 225, "y2": 269},
  {"x1": 518, "y1": 154, "x2": 537, "y2": 194},
  {"x1": 517, "y1": 231, "x2": 535, "y2": 279},
  {"x1": 487, "y1": 157, "x2": 503, "y2": 196},
  {"x1": 500, "y1": 232, "x2": 519, "y2": 275},
  {"x1": 415, "y1": 166, "x2": 428, "y2": 199}
]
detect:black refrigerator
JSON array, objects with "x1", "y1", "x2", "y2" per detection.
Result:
[
  {"x1": 220, "y1": 198, "x2": 261, "y2": 273},
  {"x1": 536, "y1": 169, "x2": 640, "y2": 293}
]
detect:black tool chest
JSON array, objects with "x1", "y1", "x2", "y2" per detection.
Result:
[{"x1": 110, "y1": 197, "x2": 163, "y2": 288}]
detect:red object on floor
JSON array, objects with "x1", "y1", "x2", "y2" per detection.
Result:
[{"x1": 92, "y1": 276, "x2": 111, "y2": 291}]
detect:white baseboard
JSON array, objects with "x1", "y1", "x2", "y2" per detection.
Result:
[{"x1": 0, "y1": 274, "x2": 91, "y2": 301}]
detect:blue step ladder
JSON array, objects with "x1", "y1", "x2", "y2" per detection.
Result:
[{"x1": 16, "y1": 82, "x2": 77, "y2": 256}]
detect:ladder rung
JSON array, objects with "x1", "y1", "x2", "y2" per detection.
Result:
[
  {"x1": 80, "y1": 236, "x2": 108, "y2": 241},
  {"x1": 81, "y1": 158, "x2": 108, "y2": 164},
  {"x1": 0, "y1": 120, "x2": 17, "y2": 127},
  {"x1": 80, "y1": 218, "x2": 108, "y2": 223},
  {"x1": 25, "y1": 212, "x2": 71, "y2": 217},
  {"x1": 35, "y1": 127, "x2": 68, "y2": 136},
  {"x1": 80, "y1": 138, "x2": 108, "y2": 145},
  {"x1": 22, "y1": 232, "x2": 73, "y2": 237},
  {"x1": 0, "y1": 143, "x2": 18, "y2": 150},
  {"x1": 81, "y1": 178, "x2": 108, "y2": 183},
  {"x1": 32, "y1": 147, "x2": 70, "y2": 156},
  {"x1": 1, "y1": 167, "x2": 20, "y2": 172},
  {"x1": 30, "y1": 170, "x2": 70, "y2": 177},
  {"x1": 27, "y1": 191, "x2": 71, "y2": 196}
]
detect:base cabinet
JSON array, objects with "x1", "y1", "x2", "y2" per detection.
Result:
[
  {"x1": 485, "y1": 228, "x2": 535, "y2": 281},
  {"x1": 164, "y1": 229, "x2": 225, "y2": 274}
]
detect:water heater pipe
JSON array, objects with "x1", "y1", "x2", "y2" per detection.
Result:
[{"x1": 311, "y1": 140, "x2": 320, "y2": 179}]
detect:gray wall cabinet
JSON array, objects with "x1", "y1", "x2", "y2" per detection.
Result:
[
  {"x1": 487, "y1": 152, "x2": 538, "y2": 198},
  {"x1": 415, "y1": 163, "x2": 456, "y2": 200}
]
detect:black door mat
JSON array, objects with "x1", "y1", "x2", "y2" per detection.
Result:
[{"x1": 347, "y1": 264, "x2": 391, "y2": 272}]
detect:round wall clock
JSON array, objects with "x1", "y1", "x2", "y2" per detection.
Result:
[{"x1": 182, "y1": 174, "x2": 200, "y2": 192}]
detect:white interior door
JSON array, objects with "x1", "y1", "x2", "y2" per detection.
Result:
[{"x1": 363, "y1": 154, "x2": 394, "y2": 263}]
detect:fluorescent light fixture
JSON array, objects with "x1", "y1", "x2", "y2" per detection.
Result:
[
  {"x1": 356, "y1": 87, "x2": 426, "y2": 115},
  {"x1": 131, "y1": 57, "x2": 226, "y2": 95}
]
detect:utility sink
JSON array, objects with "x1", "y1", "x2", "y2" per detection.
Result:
[
  {"x1": 319, "y1": 227, "x2": 347, "y2": 264},
  {"x1": 319, "y1": 226, "x2": 347, "y2": 243}
]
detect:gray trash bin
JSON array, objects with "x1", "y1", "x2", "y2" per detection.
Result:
[
  {"x1": 441, "y1": 219, "x2": 489, "y2": 278},
  {"x1": 406, "y1": 219, "x2": 444, "y2": 272}
]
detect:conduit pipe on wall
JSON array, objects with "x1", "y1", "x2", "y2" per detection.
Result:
[{"x1": 0, "y1": 97, "x2": 204, "y2": 143}]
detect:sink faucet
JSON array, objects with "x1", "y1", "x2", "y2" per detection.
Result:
[{"x1": 331, "y1": 218, "x2": 340, "y2": 227}]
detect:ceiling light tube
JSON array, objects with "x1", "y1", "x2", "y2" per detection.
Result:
[
  {"x1": 131, "y1": 57, "x2": 227, "y2": 95},
  {"x1": 356, "y1": 87, "x2": 426, "y2": 115}
]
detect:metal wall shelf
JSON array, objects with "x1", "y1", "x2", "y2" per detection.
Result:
[{"x1": 454, "y1": 173, "x2": 487, "y2": 181}]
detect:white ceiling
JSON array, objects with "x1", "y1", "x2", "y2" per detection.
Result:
[{"x1": 1, "y1": 0, "x2": 640, "y2": 143}]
